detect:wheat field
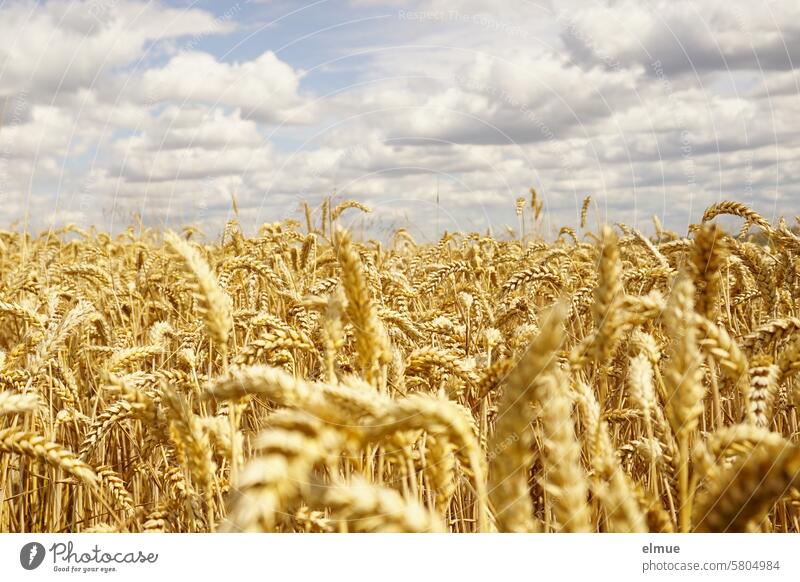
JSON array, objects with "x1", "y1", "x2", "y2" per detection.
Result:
[{"x1": 1, "y1": 195, "x2": 799, "y2": 533}]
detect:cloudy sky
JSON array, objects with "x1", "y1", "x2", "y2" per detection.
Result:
[{"x1": 0, "y1": 0, "x2": 798, "y2": 239}]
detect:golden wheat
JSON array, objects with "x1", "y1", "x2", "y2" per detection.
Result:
[{"x1": 0, "y1": 198, "x2": 798, "y2": 533}]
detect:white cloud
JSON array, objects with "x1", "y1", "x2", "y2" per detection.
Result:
[
  {"x1": 129, "y1": 106, "x2": 265, "y2": 151},
  {"x1": 559, "y1": 0, "x2": 800, "y2": 74},
  {"x1": 136, "y1": 51, "x2": 313, "y2": 124},
  {"x1": 111, "y1": 138, "x2": 273, "y2": 183},
  {"x1": 0, "y1": 0, "x2": 233, "y2": 99},
  {"x1": 0, "y1": 104, "x2": 79, "y2": 159}
]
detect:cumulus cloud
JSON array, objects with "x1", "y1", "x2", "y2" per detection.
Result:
[
  {"x1": 135, "y1": 51, "x2": 313, "y2": 124},
  {"x1": 126, "y1": 106, "x2": 265, "y2": 151},
  {"x1": 0, "y1": 0, "x2": 233, "y2": 99},
  {"x1": 0, "y1": 105, "x2": 78, "y2": 159},
  {"x1": 559, "y1": 0, "x2": 800, "y2": 75}
]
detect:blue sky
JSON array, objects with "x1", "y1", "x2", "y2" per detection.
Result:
[{"x1": 0, "y1": 0, "x2": 798, "y2": 239}]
